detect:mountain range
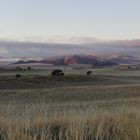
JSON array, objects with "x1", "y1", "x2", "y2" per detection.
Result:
[{"x1": 12, "y1": 54, "x2": 140, "y2": 66}]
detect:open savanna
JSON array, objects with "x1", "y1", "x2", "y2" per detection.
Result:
[{"x1": 0, "y1": 67, "x2": 140, "y2": 140}]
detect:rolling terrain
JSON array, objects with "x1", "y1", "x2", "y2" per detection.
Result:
[{"x1": 0, "y1": 67, "x2": 140, "y2": 139}]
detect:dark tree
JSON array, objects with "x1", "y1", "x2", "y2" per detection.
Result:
[
  {"x1": 27, "y1": 67, "x2": 32, "y2": 70},
  {"x1": 51, "y1": 69, "x2": 64, "y2": 76},
  {"x1": 16, "y1": 66, "x2": 20, "y2": 70},
  {"x1": 86, "y1": 71, "x2": 92, "y2": 76},
  {"x1": 60, "y1": 72, "x2": 64, "y2": 75},
  {"x1": 15, "y1": 74, "x2": 21, "y2": 78}
]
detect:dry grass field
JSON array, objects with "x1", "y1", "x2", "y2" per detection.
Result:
[{"x1": 0, "y1": 68, "x2": 140, "y2": 140}]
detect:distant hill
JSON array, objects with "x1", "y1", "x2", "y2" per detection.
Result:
[
  {"x1": 13, "y1": 54, "x2": 118, "y2": 66},
  {"x1": 13, "y1": 54, "x2": 140, "y2": 66},
  {"x1": 101, "y1": 55, "x2": 140, "y2": 64}
]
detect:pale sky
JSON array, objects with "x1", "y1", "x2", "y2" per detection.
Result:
[{"x1": 0, "y1": 0, "x2": 140, "y2": 42}]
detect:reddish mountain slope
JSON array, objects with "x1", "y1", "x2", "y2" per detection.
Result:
[{"x1": 13, "y1": 54, "x2": 117, "y2": 66}]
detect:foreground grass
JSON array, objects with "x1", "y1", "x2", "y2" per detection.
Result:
[
  {"x1": 0, "y1": 84, "x2": 139, "y2": 140},
  {"x1": 0, "y1": 106, "x2": 140, "y2": 140}
]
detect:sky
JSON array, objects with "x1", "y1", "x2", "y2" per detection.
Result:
[
  {"x1": 0, "y1": 0, "x2": 140, "y2": 41},
  {"x1": 0, "y1": 0, "x2": 140, "y2": 59}
]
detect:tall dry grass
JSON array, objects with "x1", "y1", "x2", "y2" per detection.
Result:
[
  {"x1": 0, "y1": 84, "x2": 139, "y2": 140},
  {"x1": 0, "y1": 104, "x2": 139, "y2": 140}
]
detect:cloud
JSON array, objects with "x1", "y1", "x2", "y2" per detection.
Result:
[
  {"x1": 0, "y1": 46, "x2": 11, "y2": 56},
  {"x1": 45, "y1": 36, "x2": 101, "y2": 44},
  {"x1": 0, "y1": 39, "x2": 140, "y2": 58}
]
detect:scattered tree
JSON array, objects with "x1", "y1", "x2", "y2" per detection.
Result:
[
  {"x1": 16, "y1": 66, "x2": 20, "y2": 70},
  {"x1": 86, "y1": 71, "x2": 92, "y2": 76},
  {"x1": 15, "y1": 74, "x2": 21, "y2": 78},
  {"x1": 27, "y1": 67, "x2": 32, "y2": 70},
  {"x1": 51, "y1": 69, "x2": 64, "y2": 76},
  {"x1": 61, "y1": 72, "x2": 64, "y2": 76},
  {"x1": 128, "y1": 66, "x2": 131, "y2": 69}
]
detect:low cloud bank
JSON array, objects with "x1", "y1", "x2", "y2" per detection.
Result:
[{"x1": 0, "y1": 39, "x2": 140, "y2": 58}]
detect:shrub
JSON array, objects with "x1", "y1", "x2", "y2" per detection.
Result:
[
  {"x1": 86, "y1": 71, "x2": 92, "y2": 76},
  {"x1": 27, "y1": 67, "x2": 32, "y2": 70},
  {"x1": 128, "y1": 66, "x2": 131, "y2": 69},
  {"x1": 15, "y1": 74, "x2": 21, "y2": 78},
  {"x1": 51, "y1": 69, "x2": 64, "y2": 76}
]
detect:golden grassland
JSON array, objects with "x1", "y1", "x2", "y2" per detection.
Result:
[
  {"x1": 0, "y1": 68, "x2": 140, "y2": 140},
  {"x1": 0, "y1": 107, "x2": 140, "y2": 140},
  {"x1": 0, "y1": 84, "x2": 139, "y2": 140}
]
